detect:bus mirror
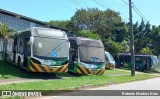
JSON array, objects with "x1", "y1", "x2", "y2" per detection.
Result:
[{"x1": 29, "y1": 37, "x2": 34, "y2": 45}]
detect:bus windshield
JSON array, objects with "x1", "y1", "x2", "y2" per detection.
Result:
[
  {"x1": 33, "y1": 37, "x2": 69, "y2": 59},
  {"x1": 105, "y1": 52, "x2": 114, "y2": 61},
  {"x1": 152, "y1": 56, "x2": 158, "y2": 67},
  {"x1": 79, "y1": 46, "x2": 105, "y2": 63}
]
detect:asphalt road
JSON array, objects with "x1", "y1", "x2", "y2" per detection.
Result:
[
  {"x1": 94, "y1": 77, "x2": 160, "y2": 90},
  {"x1": 35, "y1": 77, "x2": 160, "y2": 99}
]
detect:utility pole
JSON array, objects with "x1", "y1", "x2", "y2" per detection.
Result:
[{"x1": 129, "y1": 0, "x2": 135, "y2": 76}]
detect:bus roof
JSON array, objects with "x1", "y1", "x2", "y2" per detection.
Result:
[
  {"x1": 118, "y1": 53, "x2": 157, "y2": 58},
  {"x1": 76, "y1": 37, "x2": 104, "y2": 47},
  {"x1": 17, "y1": 27, "x2": 68, "y2": 39}
]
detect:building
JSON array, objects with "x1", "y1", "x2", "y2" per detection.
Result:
[
  {"x1": 0, "y1": 8, "x2": 74, "y2": 51},
  {"x1": 0, "y1": 8, "x2": 48, "y2": 31},
  {"x1": 0, "y1": 8, "x2": 74, "y2": 34}
]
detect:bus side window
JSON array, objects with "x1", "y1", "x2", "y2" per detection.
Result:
[
  {"x1": 26, "y1": 38, "x2": 31, "y2": 56},
  {"x1": 17, "y1": 38, "x2": 24, "y2": 54},
  {"x1": 13, "y1": 38, "x2": 17, "y2": 53},
  {"x1": 17, "y1": 38, "x2": 20, "y2": 53},
  {"x1": 6, "y1": 39, "x2": 13, "y2": 52},
  {"x1": 105, "y1": 56, "x2": 109, "y2": 61}
]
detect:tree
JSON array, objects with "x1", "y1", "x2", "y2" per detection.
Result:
[
  {"x1": 105, "y1": 40, "x2": 121, "y2": 56},
  {"x1": 120, "y1": 40, "x2": 130, "y2": 53},
  {"x1": 0, "y1": 23, "x2": 15, "y2": 39},
  {"x1": 140, "y1": 47, "x2": 153, "y2": 55},
  {"x1": 48, "y1": 8, "x2": 160, "y2": 56},
  {"x1": 68, "y1": 8, "x2": 125, "y2": 56},
  {"x1": 48, "y1": 20, "x2": 69, "y2": 29},
  {"x1": 75, "y1": 30, "x2": 100, "y2": 39},
  {"x1": 113, "y1": 22, "x2": 129, "y2": 42},
  {"x1": 149, "y1": 25, "x2": 160, "y2": 55},
  {"x1": 69, "y1": 8, "x2": 122, "y2": 39}
]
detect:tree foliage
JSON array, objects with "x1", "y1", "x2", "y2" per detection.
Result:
[
  {"x1": 49, "y1": 8, "x2": 160, "y2": 56},
  {"x1": 75, "y1": 30, "x2": 100, "y2": 39},
  {"x1": 0, "y1": 22, "x2": 16, "y2": 39},
  {"x1": 140, "y1": 47, "x2": 153, "y2": 55},
  {"x1": 49, "y1": 20, "x2": 69, "y2": 29}
]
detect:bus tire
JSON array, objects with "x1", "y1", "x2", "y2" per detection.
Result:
[{"x1": 18, "y1": 57, "x2": 21, "y2": 68}]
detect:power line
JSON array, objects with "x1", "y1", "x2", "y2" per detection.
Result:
[
  {"x1": 82, "y1": 0, "x2": 93, "y2": 7},
  {"x1": 69, "y1": 0, "x2": 82, "y2": 8},
  {"x1": 121, "y1": 0, "x2": 147, "y2": 22},
  {"x1": 93, "y1": 0, "x2": 108, "y2": 9},
  {"x1": 54, "y1": 0, "x2": 75, "y2": 12},
  {"x1": 132, "y1": 7, "x2": 143, "y2": 20},
  {"x1": 76, "y1": 0, "x2": 89, "y2": 8},
  {"x1": 132, "y1": 3, "x2": 147, "y2": 22},
  {"x1": 122, "y1": 0, "x2": 129, "y2": 5}
]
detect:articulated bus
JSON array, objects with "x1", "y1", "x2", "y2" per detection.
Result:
[
  {"x1": 2, "y1": 27, "x2": 70, "y2": 73},
  {"x1": 117, "y1": 53, "x2": 159, "y2": 71},
  {"x1": 68, "y1": 37, "x2": 106, "y2": 75}
]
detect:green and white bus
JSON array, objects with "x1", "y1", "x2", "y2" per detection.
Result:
[
  {"x1": 117, "y1": 53, "x2": 159, "y2": 71},
  {"x1": 105, "y1": 51, "x2": 115, "y2": 69},
  {"x1": 2, "y1": 27, "x2": 70, "y2": 73},
  {"x1": 68, "y1": 37, "x2": 106, "y2": 75}
]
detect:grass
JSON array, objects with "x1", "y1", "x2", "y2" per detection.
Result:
[
  {"x1": 0, "y1": 57, "x2": 130, "y2": 79},
  {"x1": 0, "y1": 57, "x2": 158, "y2": 96},
  {"x1": 0, "y1": 58, "x2": 62, "y2": 79},
  {"x1": 0, "y1": 69, "x2": 156, "y2": 90}
]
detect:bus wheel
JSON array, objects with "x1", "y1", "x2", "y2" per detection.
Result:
[
  {"x1": 135, "y1": 65, "x2": 140, "y2": 71},
  {"x1": 18, "y1": 58, "x2": 26, "y2": 73}
]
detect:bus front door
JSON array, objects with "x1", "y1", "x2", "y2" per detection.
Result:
[{"x1": 23, "y1": 39, "x2": 28, "y2": 67}]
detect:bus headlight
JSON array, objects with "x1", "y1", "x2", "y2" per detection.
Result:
[{"x1": 80, "y1": 63, "x2": 96, "y2": 69}]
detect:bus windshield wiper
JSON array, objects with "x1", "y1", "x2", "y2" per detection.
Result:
[{"x1": 91, "y1": 56, "x2": 102, "y2": 62}]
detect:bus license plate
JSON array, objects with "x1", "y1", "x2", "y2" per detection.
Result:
[{"x1": 49, "y1": 66, "x2": 54, "y2": 69}]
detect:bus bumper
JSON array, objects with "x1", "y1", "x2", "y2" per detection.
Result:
[
  {"x1": 106, "y1": 63, "x2": 115, "y2": 69},
  {"x1": 29, "y1": 60, "x2": 68, "y2": 73},
  {"x1": 77, "y1": 64, "x2": 105, "y2": 75}
]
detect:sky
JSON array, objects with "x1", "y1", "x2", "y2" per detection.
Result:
[{"x1": 0, "y1": 0, "x2": 160, "y2": 26}]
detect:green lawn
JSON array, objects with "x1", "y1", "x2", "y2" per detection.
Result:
[
  {"x1": 0, "y1": 69, "x2": 156, "y2": 90},
  {"x1": 0, "y1": 58, "x2": 59, "y2": 79},
  {"x1": 0, "y1": 58, "x2": 157, "y2": 96}
]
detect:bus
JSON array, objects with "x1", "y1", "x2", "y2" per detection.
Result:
[
  {"x1": 117, "y1": 53, "x2": 159, "y2": 71},
  {"x1": 105, "y1": 51, "x2": 115, "y2": 69},
  {"x1": 68, "y1": 37, "x2": 106, "y2": 75},
  {"x1": 2, "y1": 27, "x2": 70, "y2": 73}
]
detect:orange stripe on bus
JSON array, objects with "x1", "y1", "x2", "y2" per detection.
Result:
[
  {"x1": 52, "y1": 67, "x2": 60, "y2": 72},
  {"x1": 77, "y1": 69, "x2": 82, "y2": 74},
  {"x1": 43, "y1": 66, "x2": 51, "y2": 72},
  {"x1": 99, "y1": 68, "x2": 105, "y2": 74},
  {"x1": 59, "y1": 63, "x2": 68, "y2": 73},
  {"x1": 31, "y1": 61, "x2": 43, "y2": 72},
  {"x1": 30, "y1": 66, "x2": 36, "y2": 72},
  {"x1": 88, "y1": 69, "x2": 93, "y2": 74},
  {"x1": 79, "y1": 64, "x2": 88, "y2": 74}
]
